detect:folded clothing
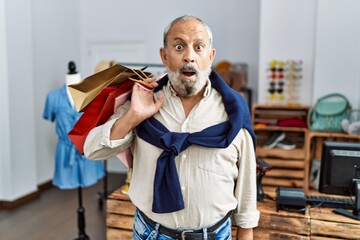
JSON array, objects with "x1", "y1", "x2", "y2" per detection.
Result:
[{"x1": 277, "y1": 117, "x2": 307, "y2": 128}]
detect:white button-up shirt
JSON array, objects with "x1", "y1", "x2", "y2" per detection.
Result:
[{"x1": 84, "y1": 79, "x2": 260, "y2": 229}]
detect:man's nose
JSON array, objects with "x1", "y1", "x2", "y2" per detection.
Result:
[{"x1": 183, "y1": 49, "x2": 195, "y2": 63}]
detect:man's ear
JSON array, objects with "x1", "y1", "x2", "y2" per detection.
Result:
[
  {"x1": 209, "y1": 48, "x2": 216, "y2": 63},
  {"x1": 160, "y1": 48, "x2": 167, "y2": 65}
]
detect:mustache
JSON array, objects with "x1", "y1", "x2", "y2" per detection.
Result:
[{"x1": 179, "y1": 64, "x2": 199, "y2": 74}]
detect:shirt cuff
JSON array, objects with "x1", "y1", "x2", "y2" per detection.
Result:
[
  {"x1": 100, "y1": 117, "x2": 133, "y2": 148},
  {"x1": 232, "y1": 210, "x2": 260, "y2": 228}
]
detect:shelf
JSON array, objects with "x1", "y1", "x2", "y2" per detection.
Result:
[
  {"x1": 256, "y1": 147, "x2": 305, "y2": 159},
  {"x1": 262, "y1": 158, "x2": 305, "y2": 169},
  {"x1": 252, "y1": 104, "x2": 310, "y2": 190},
  {"x1": 253, "y1": 103, "x2": 310, "y2": 110},
  {"x1": 308, "y1": 131, "x2": 360, "y2": 139},
  {"x1": 254, "y1": 126, "x2": 308, "y2": 132}
]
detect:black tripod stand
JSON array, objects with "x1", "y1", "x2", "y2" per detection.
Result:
[{"x1": 74, "y1": 186, "x2": 90, "y2": 240}]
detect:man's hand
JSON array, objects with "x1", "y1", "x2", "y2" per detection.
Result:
[
  {"x1": 129, "y1": 78, "x2": 164, "y2": 122},
  {"x1": 236, "y1": 227, "x2": 253, "y2": 240},
  {"x1": 110, "y1": 77, "x2": 164, "y2": 140}
]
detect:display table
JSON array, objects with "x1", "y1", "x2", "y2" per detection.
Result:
[
  {"x1": 106, "y1": 187, "x2": 135, "y2": 240},
  {"x1": 106, "y1": 187, "x2": 360, "y2": 240},
  {"x1": 256, "y1": 199, "x2": 360, "y2": 239}
]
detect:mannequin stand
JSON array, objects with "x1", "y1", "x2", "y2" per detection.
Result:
[{"x1": 74, "y1": 187, "x2": 90, "y2": 240}]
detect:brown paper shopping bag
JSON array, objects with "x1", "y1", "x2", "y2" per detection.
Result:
[
  {"x1": 68, "y1": 81, "x2": 134, "y2": 154},
  {"x1": 68, "y1": 64, "x2": 150, "y2": 112}
]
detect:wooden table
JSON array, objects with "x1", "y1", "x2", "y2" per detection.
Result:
[
  {"x1": 106, "y1": 187, "x2": 360, "y2": 240},
  {"x1": 256, "y1": 200, "x2": 360, "y2": 239}
]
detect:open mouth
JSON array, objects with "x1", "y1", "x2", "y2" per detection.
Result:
[{"x1": 181, "y1": 70, "x2": 196, "y2": 77}]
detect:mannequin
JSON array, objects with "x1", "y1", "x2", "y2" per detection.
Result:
[
  {"x1": 66, "y1": 61, "x2": 82, "y2": 107},
  {"x1": 43, "y1": 61, "x2": 105, "y2": 240}
]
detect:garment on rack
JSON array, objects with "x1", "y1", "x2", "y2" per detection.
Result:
[{"x1": 43, "y1": 85, "x2": 105, "y2": 189}]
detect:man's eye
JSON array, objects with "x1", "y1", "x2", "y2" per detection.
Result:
[
  {"x1": 195, "y1": 45, "x2": 204, "y2": 51},
  {"x1": 175, "y1": 45, "x2": 183, "y2": 50}
]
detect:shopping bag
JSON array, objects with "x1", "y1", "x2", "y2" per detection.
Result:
[
  {"x1": 68, "y1": 64, "x2": 150, "y2": 112},
  {"x1": 113, "y1": 89, "x2": 134, "y2": 168},
  {"x1": 68, "y1": 81, "x2": 134, "y2": 154},
  {"x1": 116, "y1": 148, "x2": 133, "y2": 169}
]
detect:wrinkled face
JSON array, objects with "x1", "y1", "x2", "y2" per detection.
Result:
[{"x1": 160, "y1": 19, "x2": 216, "y2": 97}]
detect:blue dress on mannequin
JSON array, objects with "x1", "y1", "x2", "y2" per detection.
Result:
[{"x1": 43, "y1": 84, "x2": 105, "y2": 189}]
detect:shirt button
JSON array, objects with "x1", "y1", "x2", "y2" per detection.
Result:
[
  {"x1": 181, "y1": 186, "x2": 186, "y2": 191},
  {"x1": 182, "y1": 154, "x2": 187, "y2": 159}
]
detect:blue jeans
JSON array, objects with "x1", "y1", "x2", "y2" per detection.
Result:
[{"x1": 132, "y1": 209, "x2": 232, "y2": 240}]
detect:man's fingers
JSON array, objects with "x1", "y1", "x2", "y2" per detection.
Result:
[
  {"x1": 146, "y1": 78, "x2": 159, "y2": 88},
  {"x1": 135, "y1": 82, "x2": 154, "y2": 92}
]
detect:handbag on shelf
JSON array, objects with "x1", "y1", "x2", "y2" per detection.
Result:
[{"x1": 308, "y1": 93, "x2": 352, "y2": 132}]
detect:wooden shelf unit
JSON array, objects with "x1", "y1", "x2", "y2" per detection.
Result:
[
  {"x1": 252, "y1": 104, "x2": 310, "y2": 190},
  {"x1": 253, "y1": 104, "x2": 360, "y2": 192}
]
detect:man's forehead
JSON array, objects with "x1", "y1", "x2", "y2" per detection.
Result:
[{"x1": 167, "y1": 20, "x2": 209, "y2": 41}]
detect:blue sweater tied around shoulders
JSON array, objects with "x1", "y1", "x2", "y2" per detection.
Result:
[{"x1": 136, "y1": 70, "x2": 256, "y2": 213}]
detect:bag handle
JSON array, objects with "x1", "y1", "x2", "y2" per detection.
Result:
[
  {"x1": 307, "y1": 107, "x2": 314, "y2": 127},
  {"x1": 317, "y1": 93, "x2": 350, "y2": 104}
]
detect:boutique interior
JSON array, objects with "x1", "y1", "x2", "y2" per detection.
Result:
[{"x1": 1, "y1": 0, "x2": 360, "y2": 240}]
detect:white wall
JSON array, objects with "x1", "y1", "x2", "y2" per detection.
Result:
[
  {"x1": 258, "y1": 0, "x2": 318, "y2": 105},
  {"x1": 0, "y1": 0, "x2": 10, "y2": 199},
  {"x1": 32, "y1": 0, "x2": 81, "y2": 185},
  {"x1": 0, "y1": 0, "x2": 82, "y2": 201},
  {"x1": 0, "y1": 0, "x2": 37, "y2": 201},
  {"x1": 313, "y1": 0, "x2": 360, "y2": 107},
  {"x1": 259, "y1": 0, "x2": 360, "y2": 109},
  {"x1": 78, "y1": 0, "x2": 261, "y2": 99}
]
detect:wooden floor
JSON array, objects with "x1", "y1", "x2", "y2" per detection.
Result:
[{"x1": 0, "y1": 173, "x2": 126, "y2": 240}]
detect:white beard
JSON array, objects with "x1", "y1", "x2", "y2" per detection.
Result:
[{"x1": 167, "y1": 65, "x2": 211, "y2": 97}]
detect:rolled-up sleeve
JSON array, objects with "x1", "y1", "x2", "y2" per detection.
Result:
[
  {"x1": 84, "y1": 101, "x2": 134, "y2": 160},
  {"x1": 233, "y1": 129, "x2": 260, "y2": 228}
]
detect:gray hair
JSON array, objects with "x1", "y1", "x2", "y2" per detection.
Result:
[{"x1": 163, "y1": 14, "x2": 213, "y2": 49}]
